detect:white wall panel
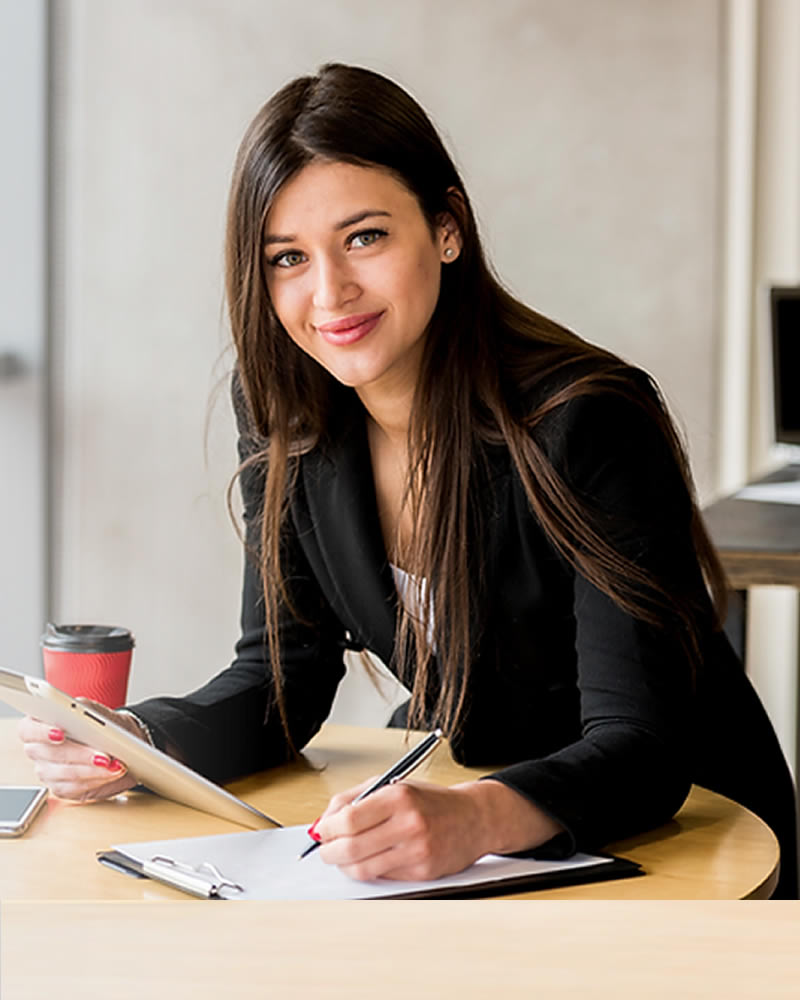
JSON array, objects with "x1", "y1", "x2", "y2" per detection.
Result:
[{"x1": 0, "y1": 0, "x2": 47, "y2": 702}]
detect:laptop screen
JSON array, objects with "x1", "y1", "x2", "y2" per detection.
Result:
[{"x1": 771, "y1": 287, "x2": 800, "y2": 446}]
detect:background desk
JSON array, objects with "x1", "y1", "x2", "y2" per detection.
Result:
[
  {"x1": 703, "y1": 466, "x2": 800, "y2": 789},
  {"x1": 703, "y1": 465, "x2": 800, "y2": 588},
  {"x1": 0, "y1": 720, "x2": 779, "y2": 900}
]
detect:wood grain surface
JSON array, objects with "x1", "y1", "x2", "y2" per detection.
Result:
[{"x1": 0, "y1": 721, "x2": 778, "y2": 901}]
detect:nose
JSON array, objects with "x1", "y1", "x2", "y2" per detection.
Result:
[{"x1": 311, "y1": 254, "x2": 359, "y2": 312}]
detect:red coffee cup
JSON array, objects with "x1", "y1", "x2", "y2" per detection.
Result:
[{"x1": 40, "y1": 624, "x2": 135, "y2": 709}]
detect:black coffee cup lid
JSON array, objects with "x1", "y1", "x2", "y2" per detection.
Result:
[{"x1": 41, "y1": 624, "x2": 135, "y2": 653}]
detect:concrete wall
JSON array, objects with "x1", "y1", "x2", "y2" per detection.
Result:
[{"x1": 50, "y1": 0, "x2": 723, "y2": 720}]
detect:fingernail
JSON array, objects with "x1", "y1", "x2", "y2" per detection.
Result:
[
  {"x1": 307, "y1": 817, "x2": 322, "y2": 842},
  {"x1": 108, "y1": 759, "x2": 125, "y2": 773},
  {"x1": 48, "y1": 728, "x2": 64, "y2": 743},
  {"x1": 93, "y1": 754, "x2": 111, "y2": 768}
]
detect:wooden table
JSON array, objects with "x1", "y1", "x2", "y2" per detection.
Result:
[
  {"x1": 703, "y1": 465, "x2": 800, "y2": 588},
  {"x1": 702, "y1": 463, "x2": 800, "y2": 693},
  {"x1": 0, "y1": 721, "x2": 779, "y2": 900},
  {"x1": 3, "y1": 900, "x2": 800, "y2": 999}
]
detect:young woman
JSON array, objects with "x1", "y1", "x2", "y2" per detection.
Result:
[{"x1": 20, "y1": 63, "x2": 797, "y2": 895}]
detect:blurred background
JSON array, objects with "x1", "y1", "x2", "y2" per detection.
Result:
[{"x1": 1, "y1": 1, "x2": 798, "y2": 768}]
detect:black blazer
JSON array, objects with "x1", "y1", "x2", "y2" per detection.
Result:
[{"x1": 133, "y1": 374, "x2": 797, "y2": 895}]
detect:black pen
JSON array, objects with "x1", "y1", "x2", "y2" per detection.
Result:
[{"x1": 297, "y1": 728, "x2": 444, "y2": 860}]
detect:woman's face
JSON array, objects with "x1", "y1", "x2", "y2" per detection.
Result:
[{"x1": 263, "y1": 160, "x2": 459, "y2": 401}]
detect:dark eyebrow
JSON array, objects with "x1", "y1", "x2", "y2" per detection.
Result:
[
  {"x1": 263, "y1": 210, "x2": 392, "y2": 246},
  {"x1": 334, "y1": 209, "x2": 391, "y2": 231}
]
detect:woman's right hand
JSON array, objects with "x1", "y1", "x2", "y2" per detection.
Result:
[{"x1": 17, "y1": 700, "x2": 144, "y2": 802}]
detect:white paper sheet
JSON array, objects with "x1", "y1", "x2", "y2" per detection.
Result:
[
  {"x1": 110, "y1": 824, "x2": 617, "y2": 900},
  {"x1": 734, "y1": 481, "x2": 800, "y2": 505}
]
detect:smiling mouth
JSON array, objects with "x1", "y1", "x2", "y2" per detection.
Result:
[{"x1": 316, "y1": 311, "x2": 384, "y2": 345}]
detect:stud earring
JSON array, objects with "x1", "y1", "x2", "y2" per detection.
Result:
[{"x1": 444, "y1": 247, "x2": 455, "y2": 259}]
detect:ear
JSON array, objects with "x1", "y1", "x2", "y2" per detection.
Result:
[{"x1": 436, "y1": 187, "x2": 465, "y2": 263}]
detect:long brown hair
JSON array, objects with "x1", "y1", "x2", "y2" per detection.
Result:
[{"x1": 224, "y1": 63, "x2": 727, "y2": 746}]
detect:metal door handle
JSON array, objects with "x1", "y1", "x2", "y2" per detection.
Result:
[{"x1": 0, "y1": 351, "x2": 27, "y2": 379}]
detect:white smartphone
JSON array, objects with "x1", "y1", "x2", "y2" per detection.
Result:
[{"x1": 0, "y1": 786, "x2": 48, "y2": 837}]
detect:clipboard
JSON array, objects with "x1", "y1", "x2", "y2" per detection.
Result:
[
  {"x1": 98, "y1": 825, "x2": 643, "y2": 900},
  {"x1": 98, "y1": 850, "x2": 245, "y2": 899}
]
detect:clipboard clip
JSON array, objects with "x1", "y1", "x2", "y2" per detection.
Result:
[{"x1": 143, "y1": 855, "x2": 245, "y2": 899}]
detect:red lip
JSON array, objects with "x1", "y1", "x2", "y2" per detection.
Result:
[{"x1": 316, "y1": 311, "x2": 384, "y2": 345}]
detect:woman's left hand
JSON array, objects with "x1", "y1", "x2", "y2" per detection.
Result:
[{"x1": 314, "y1": 777, "x2": 563, "y2": 882}]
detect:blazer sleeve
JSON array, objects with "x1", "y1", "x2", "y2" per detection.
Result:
[
  {"x1": 487, "y1": 380, "x2": 700, "y2": 855},
  {"x1": 128, "y1": 388, "x2": 347, "y2": 784}
]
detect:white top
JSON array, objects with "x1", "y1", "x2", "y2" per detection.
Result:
[{"x1": 391, "y1": 564, "x2": 436, "y2": 653}]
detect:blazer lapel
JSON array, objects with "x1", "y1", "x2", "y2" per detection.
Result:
[{"x1": 297, "y1": 407, "x2": 398, "y2": 663}]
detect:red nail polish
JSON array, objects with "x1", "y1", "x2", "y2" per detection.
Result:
[
  {"x1": 108, "y1": 759, "x2": 124, "y2": 773},
  {"x1": 48, "y1": 728, "x2": 64, "y2": 743},
  {"x1": 307, "y1": 817, "x2": 322, "y2": 842},
  {"x1": 93, "y1": 754, "x2": 110, "y2": 768}
]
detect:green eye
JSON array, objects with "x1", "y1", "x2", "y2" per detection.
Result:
[
  {"x1": 349, "y1": 228, "x2": 387, "y2": 248},
  {"x1": 273, "y1": 250, "x2": 305, "y2": 268}
]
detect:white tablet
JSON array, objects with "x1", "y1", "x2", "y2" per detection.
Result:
[{"x1": 0, "y1": 667, "x2": 280, "y2": 830}]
